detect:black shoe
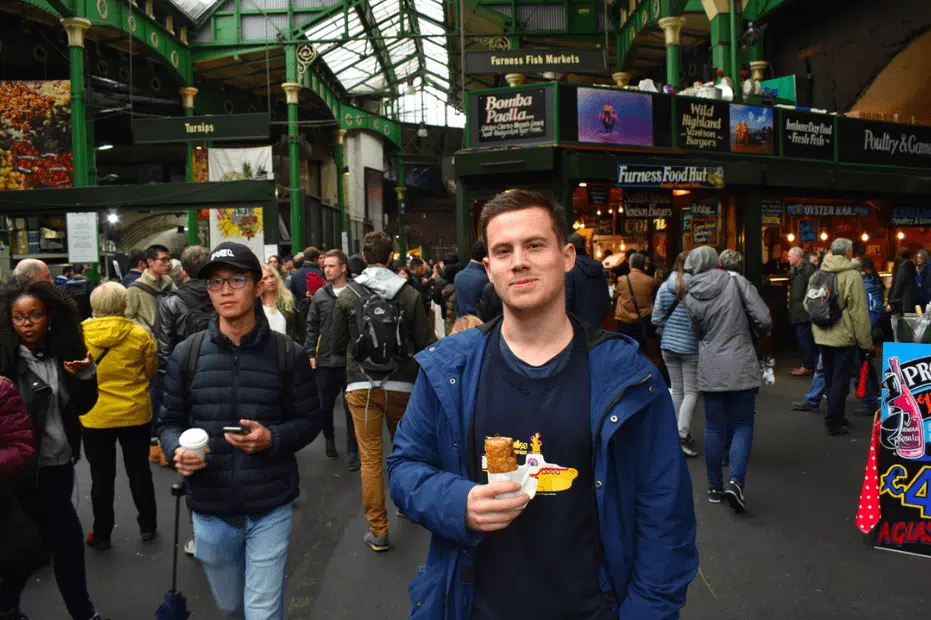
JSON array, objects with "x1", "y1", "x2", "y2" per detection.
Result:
[
  {"x1": 791, "y1": 401, "x2": 819, "y2": 412},
  {"x1": 827, "y1": 426, "x2": 850, "y2": 436},
  {"x1": 708, "y1": 487, "x2": 724, "y2": 504},
  {"x1": 86, "y1": 531, "x2": 111, "y2": 550},
  {"x1": 680, "y1": 436, "x2": 698, "y2": 458},
  {"x1": 141, "y1": 530, "x2": 156, "y2": 543},
  {"x1": 325, "y1": 439, "x2": 338, "y2": 460},
  {"x1": 347, "y1": 453, "x2": 360, "y2": 471},
  {"x1": 725, "y1": 481, "x2": 747, "y2": 514}
]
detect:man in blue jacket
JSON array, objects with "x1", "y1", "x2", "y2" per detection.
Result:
[
  {"x1": 453, "y1": 241, "x2": 489, "y2": 318},
  {"x1": 566, "y1": 233, "x2": 612, "y2": 327},
  {"x1": 387, "y1": 189, "x2": 697, "y2": 619}
]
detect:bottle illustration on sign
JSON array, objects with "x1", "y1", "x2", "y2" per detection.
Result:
[{"x1": 884, "y1": 357, "x2": 926, "y2": 459}]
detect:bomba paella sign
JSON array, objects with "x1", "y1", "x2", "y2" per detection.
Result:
[{"x1": 474, "y1": 88, "x2": 548, "y2": 144}]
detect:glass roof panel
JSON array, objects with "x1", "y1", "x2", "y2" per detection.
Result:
[{"x1": 167, "y1": 0, "x2": 223, "y2": 22}]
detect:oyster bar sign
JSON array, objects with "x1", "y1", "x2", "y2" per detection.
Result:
[
  {"x1": 476, "y1": 89, "x2": 547, "y2": 143},
  {"x1": 616, "y1": 164, "x2": 725, "y2": 189}
]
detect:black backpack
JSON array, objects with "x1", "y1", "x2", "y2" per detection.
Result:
[
  {"x1": 174, "y1": 287, "x2": 216, "y2": 339},
  {"x1": 805, "y1": 270, "x2": 843, "y2": 327},
  {"x1": 64, "y1": 279, "x2": 92, "y2": 320},
  {"x1": 347, "y1": 281, "x2": 409, "y2": 380},
  {"x1": 129, "y1": 280, "x2": 172, "y2": 329}
]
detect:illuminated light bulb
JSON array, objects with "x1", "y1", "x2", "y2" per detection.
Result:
[
  {"x1": 595, "y1": 250, "x2": 602, "y2": 258},
  {"x1": 608, "y1": 209, "x2": 613, "y2": 215},
  {"x1": 618, "y1": 207, "x2": 623, "y2": 213},
  {"x1": 898, "y1": 231, "x2": 906, "y2": 240},
  {"x1": 578, "y1": 182, "x2": 588, "y2": 187},
  {"x1": 597, "y1": 210, "x2": 602, "y2": 216},
  {"x1": 787, "y1": 233, "x2": 795, "y2": 242},
  {"x1": 861, "y1": 232, "x2": 869, "y2": 242},
  {"x1": 820, "y1": 231, "x2": 828, "y2": 241}
]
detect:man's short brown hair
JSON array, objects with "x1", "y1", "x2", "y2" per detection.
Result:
[
  {"x1": 362, "y1": 232, "x2": 394, "y2": 266},
  {"x1": 481, "y1": 189, "x2": 568, "y2": 247},
  {"x1": 324, "y1": 249, "x2": 348, "y2": 267},
  {"x1": 303, "y1": 246, "x2": 321, "y2": 263}
]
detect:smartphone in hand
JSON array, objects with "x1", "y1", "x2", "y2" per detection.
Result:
[{"x1": 223, "y1": 426, "x2": 248, "y2": 435}]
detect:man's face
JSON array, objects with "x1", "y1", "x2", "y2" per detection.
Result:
[
  {"x1": 317, "y1": 255, "x2": 326, "y2": 268},
  {"x1": 148, "y1": 251, "x2": 171, "y2": 277},
  {"x1": 206, "y1": 266, "x2": 261, "y2": 321},
  {"x1": 788, "y1": 252, "x2": 802, "y2": 267},
  {"x1": 323, "y1": 257, "x2": 346, "y2": 282},
  {"x1": 484, "y1": 207, "x2": 575, "y2": 314}
]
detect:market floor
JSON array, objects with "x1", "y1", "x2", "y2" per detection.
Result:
[{"x1": 19, "y1": 365, "x2": 928, "y2": 619}]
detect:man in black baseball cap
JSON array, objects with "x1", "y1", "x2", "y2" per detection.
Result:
[{"x1": 158, "y1": 239, "x2": 321, "y2": 619}]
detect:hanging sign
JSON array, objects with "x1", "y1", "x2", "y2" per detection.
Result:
[
  {"x1": 690, "y1": 199, "x2": 719, "y2": 217},
  {"x1": 691, "y1": 218, "x2": 718, "y2": 245},
  {"x1": 762, "y1": 200, "x2": 784, "y2": 226},
  {"x1": 676, "y1": 99, "x2": 729, "y2": 152},
  {"x1": 799, "y1": 220, "x2": 818, "y2": 243},
  {"x1": 616, "y1": 164, "x2": 725, "y2": 189},
  {"x1": 464, "y1": 49, "x2": 607, "y2": 74},
  {"x1": 873, "y1": 344, "x2": 931, "y2": 557},
  {"x1": 786, "y1": 203, "x2": 870, "y2": 217},
  {"x1": 66, "y1": 212, "x2": 99, "y2": 264},
  {"x1": 132, "y1": 113, "x2": 271, "y2": 144},
  {"x1": 587, "y1": 186, "x2": 609, "y2": 205},
  {"x1": 781, "y1": 110, "x2": 835, "y2": 160},
  {"x1": 891, "y1": 207, "x2": 931, "y2": 227},
  {"x1": 623, "y1": 191, "x2": 672, "y2": 218},
  {"x1": 838, "y1": 118, "x2": 931, "y2": 167},
  {"x1": 472, "y1": 88, "x2": 549, "y2": 144}
]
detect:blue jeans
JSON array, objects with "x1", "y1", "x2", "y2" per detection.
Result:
[
  {"x1": 193, "y1": 503, "x2": 293, "y2": 620},
  {"x1": 795, "y1": 323, "x2": 816, "y2": 370},
  {"x1": 803, "y1": 355, "x2": 826, "y2": 406},
  {"x1": 703, "y1": 390, "x2": 756, "y2": 488}
]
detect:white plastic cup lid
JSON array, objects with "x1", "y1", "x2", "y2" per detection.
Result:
[{"x1": 179, "y1": 428, "x2": 209, "y2": 449}]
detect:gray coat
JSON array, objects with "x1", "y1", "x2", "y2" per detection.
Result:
[
  {"x1": 685, "y1": 270, "x2": 773, "y2": 392},
  {"x1": 305, "y1": 283, "x2": 346, "y2": 368}
]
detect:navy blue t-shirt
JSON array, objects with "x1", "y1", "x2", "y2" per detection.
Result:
[{"x1": 470, "y1": 323, "x2": 611, "y2": 620}]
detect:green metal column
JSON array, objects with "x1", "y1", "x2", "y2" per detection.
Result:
[
  {"x1": 62, "y1": 18, "x2": 91, "y2": 187},
  {"x1": 396, "y1": 156, "x2": 407, "y2": 261},
  {"x1": 335, "y1": 128, "x2": 348, "y2": 254},
  {"x1": 709, "y1": 15, "x2": 731, "y2": 81},
  {"x1": 658, "y1": 17, "x2": 686, "y2": 89},
  {"x1": 729, "y1": 0, "x2": 741, "y2": 86},
  {"x1": 181, "y1": 87, "x2": 199, "y2": 246},
  {"x1": 285, "y1": 45, "x2": 303, "y2": 254}
]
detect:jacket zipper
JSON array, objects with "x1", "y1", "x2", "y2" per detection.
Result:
[{"x1": 232, "y1": 350, "x2": 241, "y2": 512}]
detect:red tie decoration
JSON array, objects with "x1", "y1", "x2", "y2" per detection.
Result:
[{"x1": 856, "y1": 418, "x2": 881, "y2": 535}]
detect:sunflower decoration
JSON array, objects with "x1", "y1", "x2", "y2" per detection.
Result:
[{"x1": 217, "y1": 208, "x2": 263, "y2": 240}]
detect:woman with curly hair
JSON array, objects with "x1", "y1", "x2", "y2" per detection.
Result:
[
  {"x1": 260, "y1": 262, "x2": 306, "y2": 344},
  {"x1": 0, "y1": 281, "x2": 107, "y2": 620}
]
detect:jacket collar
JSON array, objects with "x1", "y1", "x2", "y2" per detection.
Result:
[{"x1": 208, "y1": 300, "x2": 270, "y2": 350}]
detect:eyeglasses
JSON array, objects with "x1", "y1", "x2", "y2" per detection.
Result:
[
  {"x1": 152, "y1": 257, "x2": 171, "y2": 263},
  {"x1": 205, "y1": 274, "x2": 252, "y2": 291},
  {"x1": 12, "y1": 311, "x2": 46, "y2": 325}
]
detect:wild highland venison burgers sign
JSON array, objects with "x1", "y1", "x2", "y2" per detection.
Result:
[
  {"x1": 781, "y1": 110, "x2": 834, "y2": 160},
  {"x1": 616, "y1": 164, "x2": 725, "y2": 190},
  {"x1": 677, "y1": 100, "x2": 729, "y2": 152},
  {"x1": 473, "y1": 88, "x2": 548, "y2": 144},
  {"x1": 839, "y1": 118, "x2": 931, "y2": 167}
]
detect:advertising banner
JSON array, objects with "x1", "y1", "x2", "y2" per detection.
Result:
[
  {"x1": 616, "y1": 164, "x2": 725, "y2": 189},
  {"x1": 587, "y1": 186, "x2": 609, "y2": 205},
  {"x1": 799, "y1": 220, "x2": 818, "y2": 243},
  {"x1": 691, "y1": 217, "x2": 718, "y2": 245},
  {"x1": 838, "y1": 117, "x2": 931, "y2": 168},
  {"x1": 891, "y1": 207, "x2": 931, "y2": 227},
  {"x1": 623, "y1": 191, "x2": 672, "y2": 218},
  {"x1": 464, "y1": 49, "x2": 606, "y2": 74},
  {"x1": 208, "y1": 146, "x2": 271, "y2": 257},
  {"x1": 781, "y1": 110, "x2": 834, "y2": 160},
  {"x1": 0, "y1": 80, "x2": 73, "y2": 189},
  {"x1": 677, "y1": 99, "x2": 729, "y2": 152},
  {"x1": 762, "y1": 200, "x2": 784, "y2": 226},
  {"x1": 730, "y1": 104, "x2": 774, "y2": 155},
  {"x1": 786, "y1": 203, "x2": 870, "y2": 217},
  {"x1": 874, "y1": 343, "x2": 931, "y2": 557},
  {"x1": 577, "y1": 88, "x2": 653, "y2": 146},
  {"x1": 472, "y1": 88, "x2": 549, "y2": 145}
]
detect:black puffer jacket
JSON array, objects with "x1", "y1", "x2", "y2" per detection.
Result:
[
  {"x1": 157, "y1": 311, "x2": 321, "y2": 517},
  {"x1": 788, "y1": 261, "x2": 815, "y2": 324},
  {"x1": 154, "y1": 279, "x2": 215, "y2": 373}
]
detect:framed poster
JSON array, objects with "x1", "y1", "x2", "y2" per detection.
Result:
[
  {"x1": 470, "y1": 87, "x2": 551, "y2": 145},
  {"x1": 762, "y1": 201, "x2": 784, "y2": 226},
  {"x1": 799, "y1": 220, "x2": 818, "y2": 243},
  {"x1": 730, "y1": 105, "x2": 775, "y2": 155},
  {"x1": 364, "y1": 167, "x2": 383, "y2": 223},
  {"x1": 66, "y1": 212, "x2": 99, "y2": 264},
  {"x1": 577, "y1": 88, "x2": 653, "y2": 146}
]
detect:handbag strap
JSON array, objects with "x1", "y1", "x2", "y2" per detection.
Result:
[
  {"x1": 626, "y1": 275, "x2": 650, "y2": 341},
  {"x1": 734, "y1": 281, "x2": 760, "y2": 351}
]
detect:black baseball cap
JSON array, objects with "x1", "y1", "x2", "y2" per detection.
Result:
[{"x1": 199, "y1": 242, "x2": 263, "y2": 282}]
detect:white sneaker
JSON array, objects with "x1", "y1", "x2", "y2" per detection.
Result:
[{"x1": 184, "y1": 540, "x2": 195, "y2": 556}]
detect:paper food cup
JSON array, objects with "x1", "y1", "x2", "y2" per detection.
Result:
[
  {"x1": 178, "y1": 428, "x2": 209, "y2": 459},
  {"x1": 488, "y1": 462, "x2": 538, "y2": 507}
]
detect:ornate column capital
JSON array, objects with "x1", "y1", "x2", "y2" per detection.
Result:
[
  {"x1": 179, "y1": 86, "x2": 198, "y2": 109},
  {"x1": 395, "y1": 187, "x2": 407, "y2": 200},
  {"x1": 612, "y1": 71, "x2": 633, "y2": 88},
  {"x1": 504, "y1": 73, "x2": 525, "y2": 87},
  {"x1": 658, "y1": 16, "x2": 687, "y2": 46},
  {"x1": 281, "y1": 82, "x2": 301, "y2": 105},
  {"x1": 61, "y1": 17, "x2": 92, "y2": 49},
  {"x1": 749, "y1": 60, "x2": 769, "y2": 82},
  {"x1": 337, "y1": 128, "x2": 348, "y2": 145}
]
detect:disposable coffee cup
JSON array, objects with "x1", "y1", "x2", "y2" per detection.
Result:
[{"x1": 178, "y1": 428, "x2": 209, "y2": 459}]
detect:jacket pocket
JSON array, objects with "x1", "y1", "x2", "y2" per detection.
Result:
[{"x1": 409, "y1": 564, "x2": 445, "y2": 619}]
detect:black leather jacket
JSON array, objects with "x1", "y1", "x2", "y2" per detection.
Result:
[{"x1": 154, "y1": 279, "x2": 212, "y2": 373}]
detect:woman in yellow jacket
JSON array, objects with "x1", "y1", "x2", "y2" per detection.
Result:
[{"x1": 81, "y1": 281, "x2": 158, "y2": 550}]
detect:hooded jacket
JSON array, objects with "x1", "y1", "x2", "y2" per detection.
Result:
[
  {"x1": 811, "y1": 255, "x2": 873, "y2": 350},
  {"x1": 0, "y1": 376, "x2": 36, "y2": 486},
  {"x1": 566, "y1": 254, "x2": 612, "y2": 327},
  {"x1": 684, "y1": 247, "x2": 772, "y2": 392},
  {"x1": 331, "y1": 267, "x2": 436, "y2": 392},
  {"x1": 154, "y1": 279, "x2": 214, "y2": 373},
  {"x1": 651, "y1": 272, "x2": 698, "y2": 356},
  {"x1": 386, "y1": 319, "x2": 697, "y2": 619},
  {"x1": 125, "y1": 270, "x2": 176, "y2": 335},
  {"x1": 81, "y1": 316, "x2": 157, "y2": 429},
  {"x1": 305, "y1": 282, "x2": 346, "y2": 367}
]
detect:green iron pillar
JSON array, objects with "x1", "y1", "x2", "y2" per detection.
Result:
[
  {"x1": 658, "y1": 16, "x2": 686, "y2": 89},
  {"x1": 62, "y1": 18, "x2": 91, "y2": 187},
  {"x1": 729, "y1": 0, "x2": 741, "y2": 85},
  {"x1": 395, "y1": 156, "x2": 407, "y2": 261},
  {"x1": 181, "y1": 86, "x2": 199, "y2": 246},
  {"x1": 282, "y1": 81, "x2": 303, "y2": 253},
  {"x1": 335, "y1": 128, "x2": 348, "y2": 254},
  {"x1": 709, "y1": 14, "x2": 731, "y2": 81}
]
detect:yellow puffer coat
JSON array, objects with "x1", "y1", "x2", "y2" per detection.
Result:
[{"x1": 80, "y1": 315, "x2": 157, "y2": 429}]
